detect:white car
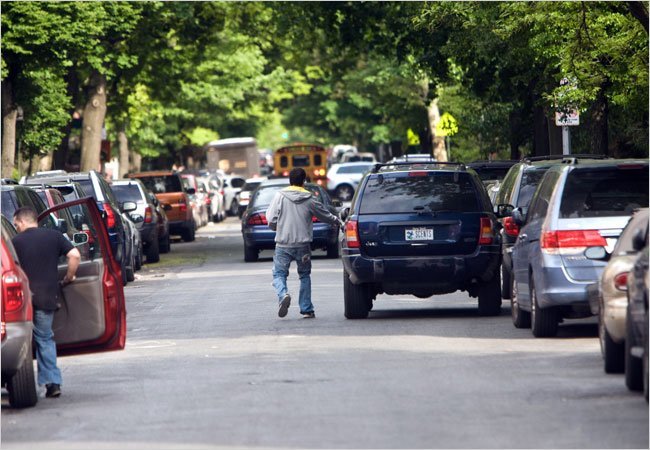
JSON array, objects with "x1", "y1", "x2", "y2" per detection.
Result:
[
  {"x1": 326, "y1": 162, "x2": 374, "y2": 202},
  {"x1": 221, "y1": 174, "x2": 247, "y2": 216},
  {"x1": 340, "y1": 152, "x2": 377, "y2": 163}
]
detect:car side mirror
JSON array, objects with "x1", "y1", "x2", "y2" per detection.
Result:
[
  {"x1": 584, "y1": 246, "x2": 609, "y2": 261},
  {"x1": 340, "y1": 207, "x2": 350, "y2": 222},
  {"x1": 632, "y1": 228, "x2": 646, "y2": 251},
  {"x1": 186, "y1": 188, "x2": 196, "y2": 195},
  {"x1": 512, "y1": 207, "x2": 526, "y2": 226},
  {"x1": 496, "y1": 203, "x2": 514, "y2": 218},
  {"x1": 73, "y1": 232, "x2": 89, "y2": 245},
  {"x1": 163, "y1": 204, "x2": 172, "y2": 211},
  {"x1": 122, "y1": 201, "x2": 137, "y2": 213}
]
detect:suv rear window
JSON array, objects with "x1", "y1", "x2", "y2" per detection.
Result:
[
  {"x1": 112, "y1": 184, "x2": 143, "y2": 203},
  {"x1": 138, "y1": 176, "x2": 183, "y2": 194},
  {"x1": 359, "y1": 172, "x2": 480, "y2": 214},
  {"x1": 560, "y1": 166, "x2": 649, "y2": 218}
]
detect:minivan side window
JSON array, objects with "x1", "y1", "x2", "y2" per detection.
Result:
[{"x1": 527, "y1": 172, "x2": 560, "y2": 222}]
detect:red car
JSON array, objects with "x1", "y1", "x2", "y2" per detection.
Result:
[{"x1": 1, "y1": 197, "x2": 127, "y2": 408}]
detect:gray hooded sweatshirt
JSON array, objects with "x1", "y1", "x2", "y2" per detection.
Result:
[{"x1": 266, "y1": 186, "x2": 340, "y2": 248}]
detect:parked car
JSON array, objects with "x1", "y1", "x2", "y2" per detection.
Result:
[
  {"x1": 389, "y1": 154, "x2": 436, "y2": 163},
  {"x1": 1, "y1": 184, "x2": 50, "y2": 219},
  {"x1": 340, "y1": 161, "x2": 501, "y2": 319},
  {"x1": 20, "y1": 170, "x2": 131, "y2": 284},
  {"x1": 466, "y1": 160, "x2": 518, "y2": 186},
  {"x1": 236, "y1": 177, "x2": 267, "y2": 218},
  {"x1": 112, "y1": 179, "x2": 170, "y2": 263},
  {"x1": 222, "y1": 174, "x2": 247, "y2": 216},
  {"x1": 241, "y1": 178, "x2": 341, "y2": 262},
  {"x1": 326, "y1": 162, "x2": 374, "y2": 202},
  {"x1": 128, "y1": 171, "x2": 196, "y2": 242},
  {"x1": 624, "y1": 220, "x2": 648, "y2": 395},
  {"x1": 586, "y1": 209, "x2": 649, "y2": 374},
  {"x1": 1, "y1": 217, "x2": 36, "y2": 408},
  {"x1": 510, "y1": 159, "x2": 649, "y2": 337},
  {"x1": 206, "y1": 174, "x2": 226, "y2": 222},
  {"x1": 494, "y1": 156, "x2": 576, "y2": 301},
  {"x1": 181, "y1": 173, "x2": 209, "y2": 228},
  {"x1": 340, "y1": 152, "x2": 377, "y2": 163}
]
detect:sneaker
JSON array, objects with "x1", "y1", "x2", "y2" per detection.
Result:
[
  {"x1": 301, "y1": 312, "x2": 316, "y2": 319},
  {"x1": 45, "y1": 383, "x2": 61, "y2": 398},
  {"x1": 278, "y1": 294, "x2": 291, "y2": 318}
]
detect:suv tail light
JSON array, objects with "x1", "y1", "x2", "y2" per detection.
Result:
[
  {"x1": 345, "y1": 220, "x2": 360, "y2": 248},
  {"x1": 503, "y1": 216, "x2": 520, "y2": 237},
  {"x1": 478, "y1": 217, "x2": 494, "y2": 245},
  {"x1": 540, "y1": 230, "x2": 606, "y2": 255},
  {"x1": 179, "y1": 196, "x2": 187, "y2": 213},
  {"x1": 144, "y1": 206, "x2": 153, "y2": 224},
  {"x1": 205, "y1": 197, "x2": 212, "y2": 205},
  {"x1": 247, "y1": 213, "x2": 268, "y2": 226},
  {"x1": 614, "y1": 272, "x2": 629, "y2": 291},
  {"x1": 3, "y1": 271, "x2": 24, "y2": 313},
  {"x1": 104, "y1": 203, "x2": 116, "y2": 229},
  {"x1": 312, "y1": 216, "x2": 319, "y2": 223}
]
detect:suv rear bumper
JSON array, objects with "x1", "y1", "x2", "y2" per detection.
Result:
[
  {"x1": 1, "y1": 322, "x2": 33, "y2": 377},
  {"x1": 342, "y1": 246, "x2": 500, "y2": 294}
]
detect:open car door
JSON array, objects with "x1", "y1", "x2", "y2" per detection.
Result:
[{"x1": 37, "y1": 197, "x2": 126, "y2": 356}]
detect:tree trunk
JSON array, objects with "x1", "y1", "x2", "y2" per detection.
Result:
[
  {"x1": 118, "y1": 130, "x2": 129, "y2": 178},
  {"x1": 591, "y1": 84, "x2": 609, "y2": 155},
  {"x1": 80, "y1": 71, "x2": 107, "y2": 172},
  {"x1": 427, "y1": 99, "x2": 448, "y2": 162},
  {"x1": 532, "y1": 104, "x2": 550, "y2": 157},
  {"x1": 628, "y1": 1, "x2": 649, "y2": 33},
  {"x1": 130, "y1": 151, "x2": 141, "y2": 173},
  {"x1": 1, "y1": 80, "x2": 18, "y2": 178},
  {"x1": 38, "y1": 153, "x2": 52, "y2": 171}
]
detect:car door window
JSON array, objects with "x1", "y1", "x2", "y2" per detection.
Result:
[
  {"x1": 527, "y1": 172, "x2": 559, "y2": 222},
  {"x1": 495, "y1": 165, "x2": 519, "y2": 205}
]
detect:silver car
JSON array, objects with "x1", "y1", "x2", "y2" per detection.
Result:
[
  {"x1": 326, "y1": 162, "x2": 374, "y2": 201},
  {"x1": 510, "y1": 158, "x2": 649, "y2": 337}
]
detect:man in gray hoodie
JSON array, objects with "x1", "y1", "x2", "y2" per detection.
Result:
[{"x1": 266, "y1": 168, "x2": 343, "y2": 318}]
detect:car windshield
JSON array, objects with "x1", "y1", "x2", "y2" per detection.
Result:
[
  {"x1": 359, "y1": 172, "x2": 479, "y2": 214},
  {"x1": 252, "y1": 184, "x2": 322, "y2": 209},
  {"x1": 517, "y1": 167, "x2": 549, "y2": 207},
  {"x1": 560, "y1": 166, "x2": 649, "y2": 218},
  {"x1": 112, "y1": 184, "x2": 143, "y2": 203},
  {"x1": 138, "y1": 176, "x2": 183, "y2": 194}
]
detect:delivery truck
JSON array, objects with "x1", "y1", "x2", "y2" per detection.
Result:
[{"x1": 205, "y1": 137, "x2": 259, "y2": 178}]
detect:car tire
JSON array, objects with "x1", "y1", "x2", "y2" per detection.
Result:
[
  {"x1": 500, "y1": 263, "x2": 511, "y2": 300},
  {"x1": 159, "y1": 233, "x2": 171, "y2": 254},
  {"x1": 229, "y1": 200, "x2": 239, "y2": 217},
  {"x1": 326, "y1": 241, "x2": 340, "y2": 258},
  {"x1": 511, "y1": 278, "x2": 531, "y2": 328},
  {"x1": 134, "y1": 243, "x2": 142, "y2": 271},
  {"x1": 343, "y1": 270, "x2": 371, "y2": 319},
  {"x1": 335, "y1": 184, "x2": 355, "y2": 202},
  {"x1": 478, "y1": 273, "x2": 501, "y2": 316},
  {"x1": 182, "y1": 224, "x2": 195, "y2": 242},
  {"x1": 625, "y1": 307, "x2": 643, "y2": 391},
  {"x1": 7, "y1": 341, "x2": 38, "y2": 408},
  {"x1": 120, "y1": 258, "x2": 127, "y2": 286},
  {"x1": 146, "y1": 234, "x2": 160, "y2": 263},
  {"x1": 126, "y1": 259, "x2": 135, "y2": 282},
  {"x1": 530, "y1": 277, "x2": 558, "y2": 338},
  {"x1": 244, "y1": 245, "x2": 259, "y2": 262},
  {"x1": 600, "y1": 311, "x2": 624, "y2": 373}
]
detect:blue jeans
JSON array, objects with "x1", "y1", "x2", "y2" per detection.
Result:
[
  {"x1": 33, "y1": 309, "x2": 62, "y2": 386},
  {"x1": 272, "y1": 245, "x2": 313, "y2": 314}
]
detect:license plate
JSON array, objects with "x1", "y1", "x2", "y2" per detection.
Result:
[{"x1": 405, "y1": 227, "x2": 434, "y2": 241}]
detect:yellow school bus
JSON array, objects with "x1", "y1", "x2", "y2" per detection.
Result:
[{"x1": 273, "y1": 143, "x2": 328, "y2": 186}]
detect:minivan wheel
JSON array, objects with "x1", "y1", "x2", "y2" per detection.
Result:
[
  {"x1": 530, "y1": 278, "x2": 558, "y2": 337},
  {"x1": 244, "y1": 245, "x2": 259, "y2": 262},
  {"x1": 343, "y1": 270, "x2": 370, "y2": 319},
  {"x1": 500, "y1": 263, "x2": 511, "y2": 300},
  {"x1": 600, "y1": 310, "x2": 624, "y2": 373},
  {"x1": 7, "y1": 341, "x2": 37, "y2": 408},
  {"x1": 335, "y1": 184, "x2": 354, "y2": 202},
  {"x1": 511, "y1": 279, "x2": 531, "y2": 328},
  {"x1": 625, "y1": 307, "x2": 643, "y2": 391},
  {"x1": 478, "y1": 274, "x2": 501, "y2": 316}
]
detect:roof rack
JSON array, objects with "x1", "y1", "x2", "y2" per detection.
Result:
[
  {"x1": 371, "y1": 161, "x2": 466, "y2": 173},
  {"x1": 523, "y1": 154, "x2": 609, "y2": 163}
]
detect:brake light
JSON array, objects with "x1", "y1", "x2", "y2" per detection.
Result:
[
  {"x1": 144, "y1": 206, "x2": 153, "y2": 224},
  {"x1": 614, "y1": 272, "x2": 629, "y2": 291},
  {"x1": 3, "y1": 272, "x2": 24, "y2": 313},
  {"x1": 479, "y1": 217, "x2": 494, "y2": 245},
  {"x1": 282, "y1": 171, "x2": 289, "y2": 177},
  {"x1": 617, "y1": 164, "x2": 645, "y2": 170},
  {"x1": 503, "y1": 216, "x2": 520, "y2": 237},
  {"x1": 540, "y1": 230, "x2": 606, "y2": 255},
  {"x1": 408, "y1": 171, "x2": 428, "y2": 177},
  {"x1": 104, "y1": 204, "x2": 116, "y2": 229},
  {"x1": 312, "y1": 216, "x2": 319, "y2": 223},
  {"x1": 247, "y1": 213, "x2": 268, "y2": 226},
  {"x1": 345, "y1": 220, "x2": 360, "y2": 248},
  {"x1": 179, "y1": 196, "x2": 187, "y2": 213},
  {"x1": 205, "y1": 197, "x2": 211, "y2": 205}
]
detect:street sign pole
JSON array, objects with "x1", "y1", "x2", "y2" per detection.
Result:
[{"x1": 562, "y1": 126, "x2": 571, "y2": 155}]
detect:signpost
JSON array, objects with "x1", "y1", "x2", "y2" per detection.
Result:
[{"x1": 555, "y1": 78, "x2": 579, "y2": 155}]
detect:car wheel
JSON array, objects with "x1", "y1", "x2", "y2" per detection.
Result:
[
  {"x1": 600, "y1": 309, "x2": 624, "y2": 373},
  {"x1": 530, "y1": 277, "x2": 558, "y2": 338},
  {"x1": 343, "y1": 270, "x2": 371, "y2": 319},
  {"x1": 182, "y1": 224, "x2": 195, "y2": 242},
  {"x1": 244, "y1": 245, "x2": 259, "y2": 262},
  {"x1": 335, "y1": 184, "x2": 354, "y2": 202},
  {"x1": 159, "y1": 233, "x2": 171, "y2": 254},
  {"x1": 478, "y1": 273, "x2": 501, "y2": 316},
  {"x1": 126, "y1": 256, "x2": 135, "y2": 282},
  {"x1": 625, "y1": 307, "x2": 643, "y2": 391},
  {"x1": 120, "y1": 258, "x2": 127, "y2": 286},
  {"x1": 134, "y1": 243, "x2": 142, "y2": 271},
  {"x1": 511, "y1": 278, "x2": 531, "y2": 328},
  {"x1": 7, "y1": 341, "x2": 38, "y2": 408},
  {"x1": 229, "y1": 200, "x2": 239, "y2": 216},
  {"x1": 146, "y1": 233, "x2": 160, "y2": 263},
  {"x1": 326, "y1": 241, "x2": 340, "y2": 258},
  {"x1": 500, "y1": 263, "x2": 511, "y2": 300}
]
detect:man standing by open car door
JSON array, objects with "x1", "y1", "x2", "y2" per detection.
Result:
[
  {"x1": 12, "y1": 206, "x2": 80, "y2": 398},
  {"x1": 266, "y1": 168, "x2": 343, "y2": 319}
]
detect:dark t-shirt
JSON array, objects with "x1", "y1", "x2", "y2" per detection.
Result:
[{"x1": 12, "y1": 227, "x2": 74, "y2": 311}]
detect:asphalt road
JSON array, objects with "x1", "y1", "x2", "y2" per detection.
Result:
[{"x1": 2, "y1": 217, "x2": 648, "y2": 449}]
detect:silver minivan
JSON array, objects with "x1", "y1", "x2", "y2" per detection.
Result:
[{"x1": 510, "y1": 158, "x2": 649, "y2": 337}]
